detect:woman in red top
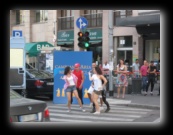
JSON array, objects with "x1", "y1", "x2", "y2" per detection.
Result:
[{"x1": 72, "y1": 63, "x2": 85, "y2": 104}]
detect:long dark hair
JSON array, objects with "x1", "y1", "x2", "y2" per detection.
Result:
[
  {"x1": 119, "y1": 59, "x2": 124, "y2": 68},
  {"x1": 95, "y1": 66, "x2": 102, "y2": 75},
  {"x1": 64, "y1": 66, "x2": 71, "y2": 75}
]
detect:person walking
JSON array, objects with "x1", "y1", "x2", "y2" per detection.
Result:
[
  {"x1": 88, "y1": 63, "x2": 111, "y2": 113},
  {"x1": 115, "y1": 59, "x2": 128, "y2": 99},
  {"x1": 71, "y1": 63, "x2": 85, "y2": 104},
  {"x1": 87, "y1": 63, "x2": 97, "y2": 106},
  {"x1": 146, "y1": 60, "x2": 157, "y2": 96},
  {"x1": 132, "y1": 59, "x2": 140, "y2": 78},
  {"x1": 88, "y1": 66, "x2": 108, "y2": 115},
  {"x1": 140, "y1": 60, "x2": 149, "y2": 95},
  {"x1": 61, "y1": 66, "x2": 85, "y2": 112}
]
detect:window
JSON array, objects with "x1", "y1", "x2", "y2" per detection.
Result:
[
  {"x1": 36, "y1": 10, "x2": 48, "y2": 22},
  {"x1": 117, "y1": 36, "x2": 132, "y2": 47},
  {"x1": 58, "y1": 10, "x2": 74, "y2": 30},
  {"x1": 61, "y1": 10, "x2": 74, "y2": 17},
  {"x1": 114, "y1": 10, "x2": 132, "y2": 18},
  {"x1": 16, "y1": 10, "x2": 25, "y2": 25},
  {"x1": 83, "y1": 10, "x2": 102, "y2": 27},
  {"x1": 113, "y1": 10, "x2": 132, "y2": 25}
]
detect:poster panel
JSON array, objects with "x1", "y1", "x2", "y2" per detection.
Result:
[{"x1": 53, "y1": 51, "x2": 92, "y2": 104}]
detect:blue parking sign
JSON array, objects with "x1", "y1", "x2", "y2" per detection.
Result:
[{"x1": 12, "y1": 30, "x2": 22, "y2": 37}]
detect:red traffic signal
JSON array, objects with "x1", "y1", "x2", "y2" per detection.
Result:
[{"x1": 78, "y1": 32, "x2": 83, "y2": 37}]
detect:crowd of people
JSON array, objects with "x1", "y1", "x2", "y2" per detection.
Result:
[{"x1": 61, "y1": 58, "x2": 160, "y2": 114}]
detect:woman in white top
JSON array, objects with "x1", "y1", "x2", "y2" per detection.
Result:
[
  {"x1": 116, "y1": 59, "x2": 128, "y2": 99},
  {"x1": 62, "y1": 66, "x2": 85, "y2": 112},
  {"x1": 88, "y1": 66, "x2": 107, "y2": 114}
]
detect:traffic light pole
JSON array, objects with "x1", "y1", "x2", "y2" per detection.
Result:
[{"x1": 108, "y1": 10, "x2": 114, "y2": 97}]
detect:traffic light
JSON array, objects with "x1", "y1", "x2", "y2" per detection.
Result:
[
  {"x1": 77, "y1": 31, "x2": 90, "y2": 48},
  {"x1": 78, "y1": 32, "x2": 84, "y2": 48},
  {"x1": 84, "y1": 31, "x2": 90, "y2": 48}
]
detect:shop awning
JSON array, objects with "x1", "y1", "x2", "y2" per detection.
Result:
[
  {"x1": 25, "y1": 42, "x2": 54, "y2": 57},
  {"x1": 115, "y1": 14, "x2": 160, "y2": 27}
]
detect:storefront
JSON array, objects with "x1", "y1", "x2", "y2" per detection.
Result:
[
  {"x1": 25, "y1": 41, "x2": 54, "y2": 69},
  {"x1": 115, "y1": 14, "x2": 160, "y2": 65}
]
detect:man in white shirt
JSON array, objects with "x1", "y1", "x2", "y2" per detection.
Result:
[
  {"x1": 132, "y1": 59, "x2": 140, "y2": 78},
  {"x1": 102, "y1": 60, "x2": 110, "y2": 76},
  {"x1": 102, "y1": 60, "x2": 110, "y2": 91}
]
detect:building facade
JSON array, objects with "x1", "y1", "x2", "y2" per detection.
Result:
[{"x1": 10, "y1": 10, "x2": 160, "y2": 70}]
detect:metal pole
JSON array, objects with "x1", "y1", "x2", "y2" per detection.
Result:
[{"x1": 108, "y1": 10, "x2": 114, "y2": 97}]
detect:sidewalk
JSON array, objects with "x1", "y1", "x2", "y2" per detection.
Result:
[{"x1": 106, "y1": 88, "x2": 160, "y2": 110}]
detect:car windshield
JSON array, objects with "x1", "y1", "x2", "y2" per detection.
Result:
[
  {"x1": 28, "y1": 70, "x2": 53, "y2": 79},
  {"x1": 10, "y1": 89, "x2": 22, "y2": 99}
]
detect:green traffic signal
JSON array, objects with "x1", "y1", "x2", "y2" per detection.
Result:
[{"x1": 84, "y1": 42, "x2": 89, "y2": 48}]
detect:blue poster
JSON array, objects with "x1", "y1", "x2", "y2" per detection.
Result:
[{"x1": 53, "y1": 51, "x2": 92, "y2": 104}]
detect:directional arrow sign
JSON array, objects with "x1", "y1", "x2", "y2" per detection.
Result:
[{"x1": 76, "y1": 17, "x2": 88, "y2": 29}]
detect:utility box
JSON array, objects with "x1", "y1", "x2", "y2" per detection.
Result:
[{"x1": 131, "y1": 78, "x2": 142, "y2": 94}]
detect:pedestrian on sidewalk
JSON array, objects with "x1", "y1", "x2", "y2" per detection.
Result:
[
  {"x1": 88, "y1": 66, "x2": 108, "y2": 115},
  {"x1": 140, "y1": 60, "x2": 149, "y2": 96},
  {"x1": 61, "y1": 66, "x2": 85, "y2": 112},
  {"x1": 146, "y1": 60, "x2": 157, "y2": 96},
  {"x1": 132, "y1": 59, "x2": 140, "y2": 78},
  {"x1": 115, "y1": 59, "x2": 128, "y2": 99}
]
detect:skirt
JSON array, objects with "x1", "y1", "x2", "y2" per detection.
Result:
[{"x1": 116, "y1": 74, "x2": 128, "y2": 87}]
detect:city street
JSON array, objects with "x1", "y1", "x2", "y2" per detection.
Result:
[{"x1": 35, "y1": 97, "x2": 160, "y2": 123}]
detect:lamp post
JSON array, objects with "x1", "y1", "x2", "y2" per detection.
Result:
[{"x1": 108, "y1": 10, "x2": 114, "y2": 97}]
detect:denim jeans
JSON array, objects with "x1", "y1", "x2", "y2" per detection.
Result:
[{"x1": 142, "y1": 76, "x2": 148, "y2": 91}]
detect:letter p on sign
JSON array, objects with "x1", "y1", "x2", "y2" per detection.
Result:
[{"x1": 12, "y1": 30, "x2": 22, "y2": 37}]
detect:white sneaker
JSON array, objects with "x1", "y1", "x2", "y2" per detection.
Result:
[
  {"x1": 93, "y1": 111, "x2": 100, "y2": 115},
  {"x1": 100, "y1": 106, "x2": 104, "y2": 111},
  {"x1": 80, "y1": 107, "x2": 86, "y2": 112},
  {"x1": 67, "y1": 109, "x2": 71, "y2": 112}
]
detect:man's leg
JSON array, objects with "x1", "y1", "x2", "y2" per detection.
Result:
[{"x1": 77, "y1": 88, "x2": 83, "y2": 104}]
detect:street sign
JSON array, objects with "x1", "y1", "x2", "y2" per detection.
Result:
[
  {"x1": 76, "y1": 17, "x2": 88, "y2": 29},
  {"x1": 12, "y1": 30, "x2": 23, "y2": 37}
]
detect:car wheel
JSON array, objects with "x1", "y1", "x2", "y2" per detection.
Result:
[{"x1": 21, "y1": 89, "x2": 29, "y2": 98}]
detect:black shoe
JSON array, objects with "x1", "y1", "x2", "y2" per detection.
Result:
[
  {"x1": 105, "y1": 107, "x2": 110, "y2": 113},
  {"x1": 90, "y1": 109, "x2": 96, "y2": 113}
]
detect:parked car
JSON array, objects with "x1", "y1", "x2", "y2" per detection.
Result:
[
  {"x1": 10, "y1": 88, "x2": 50, "y2": 122},
  {"x1": 21, "y1": 69, "x2": 54, "y2": 99}
]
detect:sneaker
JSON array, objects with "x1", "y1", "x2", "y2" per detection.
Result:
[
  {"x1": 93, "y1": 111, "x2": 100, "y2": 115},
  {"x1": 150, "y1": 92, "x2": 153, "y2": 96},
  {"x1": 67, "y1": 109, "x2": 71, "y2": 112},
  {"x1": 90, "y1": 108, "x2": 96, "y2": 113},
  {"x1": 80, "y1": 107, "x2": 86, "y2": 112},
  {"x1": 105, "y1": 107, "x2": 110, "y2": 113},
  {"x1": 144, "y1": 92, "x2": 147, "y2": 96},
  {"x1": 100, "y1": 106, "x2": 104, "y2": 111}
]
